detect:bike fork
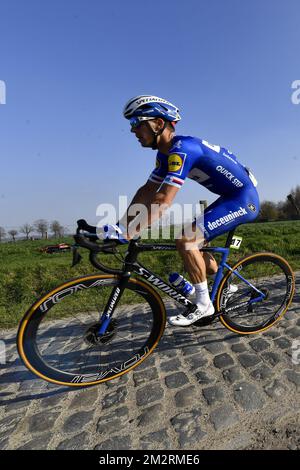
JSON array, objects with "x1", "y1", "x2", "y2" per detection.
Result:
[{"x1": 97, "y1": 274, "x2": 131, "y2": 336}]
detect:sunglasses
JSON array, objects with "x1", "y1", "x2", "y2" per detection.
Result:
[{"x1": 129, "y1": 117, "x2": 154, "y2": 129}]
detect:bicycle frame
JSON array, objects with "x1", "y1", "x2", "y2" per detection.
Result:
[{"x1": 96, "y1": 229, "x2": 266, "y2": 335}]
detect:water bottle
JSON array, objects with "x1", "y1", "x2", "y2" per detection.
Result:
[{"x1": 169, "y1": 272, "x2": 195, "y2": 297}]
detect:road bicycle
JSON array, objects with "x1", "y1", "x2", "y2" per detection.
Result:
[{"x1": 17, "y1": 217, "x2": 296, "y2": 388}]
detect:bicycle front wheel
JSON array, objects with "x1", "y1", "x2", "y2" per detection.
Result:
[
  {"x1": 216, "y1": 252, "x2": 295, "y2": 334},
  {"x1": 17, "y1": 274, "x2": 166, "y2": 387}
]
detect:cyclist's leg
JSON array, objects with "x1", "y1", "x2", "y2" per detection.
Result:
[
  {"x1": 176, "y1": 222, "x2": 207, "y2": 283},
  {"x1": 172, "y1": 222, "x2": 215, "y2": 325},
  {"x1": 170, "y1": 188, "x2": 260, "y2": 325},
  {"x1": 199, "y1": 187, "x2": 260, "y2": 242}
]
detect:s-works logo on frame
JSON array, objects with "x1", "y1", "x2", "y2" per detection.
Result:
[{"x1": 0, "y1": 80, "x2": 6, "y2": 105}]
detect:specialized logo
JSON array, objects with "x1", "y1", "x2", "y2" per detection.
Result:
[
  {"x1": 137, "y1": 266, "x2": 190, "y2": 305},
  {"x1": 168, "y1": 153, "x2": 184, "y2": 173},
  {"x1": 207, "y1": 207, "x2": 248, "y2": 231},
  {"x1": 106, "y1": 287, "x2": 120, "y2": 315},
  {"x1": 132, "y1": 96, "x2": 173, "y2": 108},
  {"x1": 155, "y1": 158, "x2": 161, "y2": 170},
  {"x1": 216, "y1": 165, "x2": 243, "y2": 188}
]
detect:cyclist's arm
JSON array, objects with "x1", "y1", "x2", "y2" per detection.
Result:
[
  {"x1": 125, "y1": 182, "x2": 179, "y2": 239},
  {"x1": 118, "y1": 180, "x2": 161, "y2": 231},
  {"x1": 146, "y1": 182, "x2": 179, "y2": 224}
]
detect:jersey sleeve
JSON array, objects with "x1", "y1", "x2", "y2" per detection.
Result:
[
  {"x1": 162, "y1": 151, "x2": 192, "y2": 189},
  {"x1": 148, "y1": 152, "x2": 168, "y2": 186},
  {"x1": 148, "y1": 141, "x2": 193, "y2": 190}
]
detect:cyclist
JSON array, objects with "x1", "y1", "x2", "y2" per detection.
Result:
[{"x1": 100, "y1": 95, "x2": 260, "y2": 326}]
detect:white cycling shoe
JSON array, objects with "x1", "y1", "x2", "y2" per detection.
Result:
[{"x1": 168, "y1": 302, "x2": 215, "y2": 327}]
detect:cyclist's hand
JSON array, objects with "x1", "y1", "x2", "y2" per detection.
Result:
[{"x1": 97, "y1": 224, "x2": 128, "y2": 244}]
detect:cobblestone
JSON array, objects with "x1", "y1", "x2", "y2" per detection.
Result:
[
  {"x1": 171, "y1": 410, "x2": 206, "y2": 447},
  {"x1": 63, "y1": 410, "x2": 94, "y2": 433},
  {"x1": 96, "y1": 407, "x2": 129, "y2": 434},
  {"x1": 94, "y1": 435, "x2": 132, "y2": 450},
  {"x1": 264, "y1": 380, "x2": 288, "y2": 400},
  {"x1": 139, "y1": 429, "x2": 172, "y2": 450},
  {"x1": 57, "y1": 432, "x2": 88, "y2": 450},
  {"x1": 202, "y1": 385, "x2": 224, "y2": 405},
  {"x1": 185, "y1": 353, "x2": 208, "y2": 370},
  {"x1": 274, "y1": 337, "x2": 292, "y2": 350},
  {"x1": 160, "y1": 358, "x2": 182, "y2": 373},
  {"x1": 238, "y1": 353, "x2": 262, "y2": 368},
  {"x1": 165, "y1": 372, "x2": 189, "y2": 389},
  {"x1": 101, "y1": 386, "x2": 128, "y2": 409},
  {"x1": 1, "y1": 276, "x2": 299, "y2": 450},
  {"x1": 27, "y1": 411, "x2": 61, "y2": 434},
  {"x1": 195, "y1": 370, "x2": 215, "y2": 385},
  {"x1": 137, "y1": 404, "x2": 163, "y2": 427},
  {"x1": 204, "y1": 342, "x2": 226, "y2": 355},
  {"x1": 136, "y1": 383, "x2": 164, "y2": 407},
  {"x1": 233, "y1": 382, "x2": 265, "y2": 411},
  {"x1": 285, "y1": 370, "x2": 300, "y2": 387},
  {"x1": 175, "y1": 386, "x2": 198, "y2": 407},
  {"x1": 68, "y1": 388, "x2": 98, "y2": 410},
  {"x1": 222, "y1": 366, "x2": 244, "y2": 384},
  {"x1": 249, "y1": 338, "x2": 270, "y2": 352},
  {"x1": 17, "y1": 433, "x2": 53, "y2": 450},
  {"x1": 250, "y1": 364, "x2": 273, "y2": 381},
  {"x1": 213, "y1": 353, "x2": 234, "y2": 369},
  {"x1": 285, "y1": 327, "x2": 300, "y2": 339},
  {"x1": 231, "y1": 343, "x2": 247, "y2": 353},
  {"x1": 133, "y1": 368, "x2": 158, "y2": 386},
  {"x1": 262, "y1": 352, "x2": 282, "y2": 367}
]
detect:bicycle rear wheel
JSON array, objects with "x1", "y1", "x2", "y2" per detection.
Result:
[
  {"x1": 216, "y1": 253, "x2": 295, "y2": 334},
  {"x1": 17, "y1": 274, "x2": 166, "y2": 387}
]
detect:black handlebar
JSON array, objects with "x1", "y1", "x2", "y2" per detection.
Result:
[{"x1": 73, "y1": 219, "x2": 124, "y2": 274}]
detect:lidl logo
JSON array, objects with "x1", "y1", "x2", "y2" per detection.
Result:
[{"x1": 168, "y1": 153, "x2": 183, "y2": 173}]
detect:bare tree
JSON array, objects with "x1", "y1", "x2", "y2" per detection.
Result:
[
  {"x1": 8, "y1": 229, "x2": 18, "y2": 242},
  {"x1": 50, "y1": 220, "x2": 64, "y2": 238},
  {"x1": 34, "y1": 219, "x2": 49, "y2": 239},
  {"x1": 0, "y1": 227, "x2": 6, "y2": 242},
  {"x1": 20, "y1": 223, "x2": 34, "y2": 240}
]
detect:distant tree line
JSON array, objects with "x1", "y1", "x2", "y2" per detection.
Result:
[
  {"x1": 258, "y1": 186, "x2": 300, "y2": 222},
  {"x1": 0, "y1": 219, "x2": 66, "y2": 242},
  {"x1": 0, "y1": 187, "x2": 299, "y2": 242}
]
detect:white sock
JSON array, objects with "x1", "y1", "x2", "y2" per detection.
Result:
[{"x1": 194, "y1": 281, "x2": 211, "y2": 309}]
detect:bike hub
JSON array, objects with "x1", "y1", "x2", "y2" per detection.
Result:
[{"x1": 84, "y1": 320, "x2": 117, "y2": 345}]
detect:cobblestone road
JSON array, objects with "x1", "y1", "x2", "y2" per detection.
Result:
[{"x1": 0, "y1": 274, "x2": 299, "y2": 450}]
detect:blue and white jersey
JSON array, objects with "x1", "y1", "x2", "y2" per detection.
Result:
[{"x1": 148, "y1": 135, "x2": 258, "y2": 196}]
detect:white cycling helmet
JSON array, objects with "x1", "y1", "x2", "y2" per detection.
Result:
[{"x1": 123, "y1": 95, "x2": 181, "y2": 122}]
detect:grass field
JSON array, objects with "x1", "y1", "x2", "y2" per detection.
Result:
[{"x1": 0, "y1": 220, "x2": 299, "y2": 328}]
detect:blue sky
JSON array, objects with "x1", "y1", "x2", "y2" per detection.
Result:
[{"x1": 0, "y1": 0, "x2": 299, "y2": 230}]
